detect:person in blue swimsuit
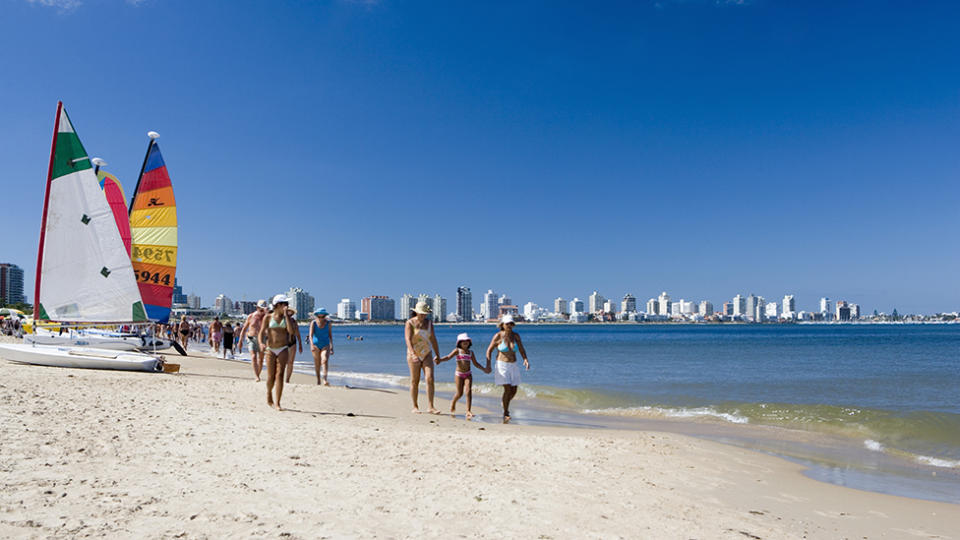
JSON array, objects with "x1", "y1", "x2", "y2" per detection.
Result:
[
  {"x1": 485, "y1": 314, "x2": 530, "y2": 423},
  {"x1": 308, "y1": 308, "x2": 334, "y2": 386}
]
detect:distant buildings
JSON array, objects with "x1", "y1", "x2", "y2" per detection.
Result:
[
  {"x1": 337, "y1": 298, "x2": 357, "y2": 320},
  {"x1": 732, "y1": 294, "x2": 745, "y2": 317},
  {"x1": 554, "y1": 297, "x2": 569, "y2": 316},
  {"x1": 286, "y1": 287, "x2": 315, "y2": 320},
  {"x1": 456, "y1": 286, "x2": 472, "y2": 322},
  {"x1": 0, "y1": 263, "x2": 25, "y2": 305},
  {"x1": 433, "y1": 294, "x2": 447, "y2": 323},
  {"x1": 699, "y1": 301, "x2": 713, "y2": 317},
  {"x1": 399, "y1": 294, "x2": 417, "y2": 319},
  {"x1": 646, "y1": 298, "x2": 658, "y2": 315},
  {"x1": 570, "y1": 297, "x2": 585, "y2": 314},
  {"x1": 187, "y1": 294, "x2": 202, "y2": 309},
  {"x1": 782, "y1": 295, "x2": 796, "y2": 318},
  {"x1": 621, "y1": 294, "x2": 637, "y2": 314},
  {"x1": 658, "y1": 292, "x2": 671, "y2": 317},
  {"x1": 362, "y1": 295, "x2": 395, "y2": 321},
  {"x1": 214, "y1": 294, "x2": 233, "y2": 315},
  {"x1": 836, "y1": 300, "x2": 851, "y2": 321},
  {"x1": 765, "y1": 302, "x2": 779, "y2": 320},
  {"x1": 482, "y1": 290, "x2": 498, "y2": 321},
  {"x1": 239, "y1": 301, "x2": 257, "y2": 315},
  {"x1": 819, "y1": 297, "x2": 831, "y2": 317},
  {"x1": 602, "y1": 299, "x2": 616, "y2": 314},
  {"x1": 171, "y1": 278, "x2": 187, "y2": 305},
  {"x1": 588, "y1": 291, "x2": 606, "y2": 314}
]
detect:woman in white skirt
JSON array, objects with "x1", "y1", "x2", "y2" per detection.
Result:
[{"x1": 485, "y1": 314, "x2": 530, "y2": 423}]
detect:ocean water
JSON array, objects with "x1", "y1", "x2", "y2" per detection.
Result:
[{"x1": 281, "y1": 322, "x2": 960, "y2": 502}]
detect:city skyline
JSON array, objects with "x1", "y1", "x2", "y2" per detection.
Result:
[{"x1": 2, "y1": 2, "x2": 959, "y2": 314}]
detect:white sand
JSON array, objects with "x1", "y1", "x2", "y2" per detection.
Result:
[{"x1": 0, "y1": 338, "x2": 957, "y2": 538}]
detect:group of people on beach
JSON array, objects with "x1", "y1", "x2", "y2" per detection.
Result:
[
  {"x1": 233, "y1": 296, "x2": 332, "y2": 411},
  {"x1": 182, "y1": 295, "x2": 530, "y2": 421},
  {"x1": 405, "y1": 301, "x2": 529, "y2": 422}
]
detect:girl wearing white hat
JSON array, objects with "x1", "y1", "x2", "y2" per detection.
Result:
[
  {"x1": 485, "y1": 314, "x2": 530, "y2": 423},
  {"x1": 404, "y1": 300, "x2": 441, "y2": 414},
  {"x1": 437, "y1": 333, "x2": 490, "y2": 419}
]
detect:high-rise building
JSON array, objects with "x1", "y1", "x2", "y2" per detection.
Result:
[
  {"x1": 187, "y1": 294, "x2": 202, "y2": 309},
  {"x1": 782, "y1": 295, "x2": 796, "y2": 316},
  {"x1": 621, "y1": 294, "x2": 637, "y2": 314},
  {"x1": 554, "y1": 297, "x2": 569, "y2": 315},
  {"x1": 646, "y1": 298, "x2": 658, "y2": 315},
  {"x1": 362, "y1": 296, "x2": 395, "y2": 321},
  {"x1": 286, "y1": 287, "x2": 315, "y2": 320},
  {"x1": 433, "y1": 294, "x2": 447, "y2": 323},
  {"x1": 672, "y1": 299, "x2": 693, "y2": 316},
  {"x1": 570, "y1": 297, "x2": 585, "y2": 313},
  {"x1": 755, "y1": 296, "x2": 765, "y2": 321},
  {"x1": 399, "y1": 294, "x2": 417, "y2": 319},
  {"x1": 836, "y1": 300, "x2": 851, "y2": 321},
  {"x1": 819, "y1": 297, "x2": 832, "y2": 318},
  {"x1": 658, "y1": 292, "x2": 671, "y2": 317},
  {"x1": 337, "y1": 298, "x2": 357, "y2": 320},
  {"x1": 699, "y1": 301, "x2": 714, "y2": 317},
  {"x1": 745, "y1": 294, "x2": 759, "y2": 322},
  {"x1": 850, "y1": 303, "x2": 860, "y2": 320},
  {"x1": 723, "y1": 302, "x2": 733, "y2": 316},
  {"x1": 765, "y1": 302, "x2": 779, "y2": 320},
  {"x1": 603, "y1": 300, "x2": 617, "y2": 314},
  {"x1": 214, "y1": 294, "x2": 233, "y2": 315},
  {"x1": 171, "y1": 278, "x2": 187, "y2": 305},
  {"x1": 498, "y1": 294, "x2": 512, "y2": 308},
  {"x1": 239, "y1": 301, "x2": 257, "y2": 315},
  {"x1": 0, "y1": 263, "x2": 25, "y2": 305},
  {"x1": 523, "y1": 302, "x2": 539, "y2": 321},
  {"x1": 732, "y1": 294, "x2": 745, "y2": 317},
  {"x1": 456, "y1": 287, "x2": 472, "y2": 322},
  {"x1": 588, "y1": 291, "x2": 606, "y2": 314},
  {"x1": 483, "y1": 290, "x2": 498, "y2": 321}
]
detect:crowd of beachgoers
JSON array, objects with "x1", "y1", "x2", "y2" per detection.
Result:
[{"x1": 173, "y1": 295, "x2": 531, "y2": 421}]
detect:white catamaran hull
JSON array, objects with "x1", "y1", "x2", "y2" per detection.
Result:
[
  {"x1": 0, "y1": 343, "x2": 162, "y2": 372},
  {"x1": 25, "y1": 328, "x2": 143, "y2": 351}
]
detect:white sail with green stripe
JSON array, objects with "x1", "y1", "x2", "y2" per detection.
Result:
[{"x1": 34, "y1": 102, "x2": 147, "y2": 323}]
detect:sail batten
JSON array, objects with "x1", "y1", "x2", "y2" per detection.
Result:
[
  {"x1": 35, "y1": 103, "x2": 147, "y2": 323},
  {"x1": 129, "y1": 139, "x2": 177, "y2": 324}
]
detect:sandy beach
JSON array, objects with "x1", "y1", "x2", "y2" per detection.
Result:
[{"x1": 0, "y1": 337, "x2": 956, "y2": 539}]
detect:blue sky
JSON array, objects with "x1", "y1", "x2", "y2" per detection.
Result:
[{"x1": 1, "y1": 0, "x2": 958, "y2": 314}]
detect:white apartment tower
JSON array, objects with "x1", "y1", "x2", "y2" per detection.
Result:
[
  {"x1": 657, "y1": 292, "x2": 671, "y2": 317},
  {"x1": 483, "y1": 290, "x2": 498, "y2": 321},
  {"x1": 554, "y1": 297, "x2": 569, "y2": 315},
  {"x1": 588, "y1": 291, "x2": 606, "y2": 314},
  {"x1": 433, "y1": 294, "x2": 447, "y2": 323},
  {"x1": 732, "y1": 294, "x2": 745, "y2": 317},
  {"x1": 570, "y1": 297, "x2": 585, "y2": 313},
  {"x1": 699, "y1": 301, "x2": 713, "y2": 317},
  {"x1": 782, "y1": 295, "x2": 796, "y2": 316},
  {"x1": 621, "y1": 294, "x2": 637, "y2": 314},
  {"x1": 646, "y1": 298, "x2": 658, "y2": 315},
  {"x1": 286, "y1": 287, "x2": 315, "y2": 320},
  {"x1": 337, "y1": 298, "x2": 357, "y2": 320}
]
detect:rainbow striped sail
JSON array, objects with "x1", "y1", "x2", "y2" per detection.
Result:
[{"x1": 129, "y1": 136, "x2": 177, "y2": 324}]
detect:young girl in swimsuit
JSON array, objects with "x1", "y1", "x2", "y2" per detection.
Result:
[
  {"x1": 438, "y1": 333, "x2": 490, "y2": 419},
  {"x1": 258, "y1": 294, "x2": 296, "y2": 411}
]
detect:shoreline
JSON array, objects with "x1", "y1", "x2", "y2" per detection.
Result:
[{"x1": 2, "y1": 336, "x2": 958, "y2": 537}]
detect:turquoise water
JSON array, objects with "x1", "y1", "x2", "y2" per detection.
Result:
[{"x1": 284, "y1": 323, "x2": 960, "y2": 502}]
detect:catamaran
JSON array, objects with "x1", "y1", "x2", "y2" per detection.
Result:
[{"x1": 0, "y1": 102, "x2": 163, "y2": 371}]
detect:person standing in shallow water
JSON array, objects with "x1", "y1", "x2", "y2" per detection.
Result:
[
  {"x1": 485, "y1": 314, "x2": 529, "y2": 423},
  {"x1": 259, "y1": 294, "x2": 297, "y2": 411},
  {"x1": 238, "y1": 299, "x2": 268, "y2": 381},
  {"x1": 404, "y1": 301, "x2": 441, "y2": 414}
]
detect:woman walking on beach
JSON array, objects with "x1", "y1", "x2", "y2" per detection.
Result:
[
  {"x1": 308, "y1": 308, "x2": 334, "y2": 386},
  {"x1": 485, "y1": 314, "x2": 529, "y2": 423},
  {"x1": 404, "y1": 301, "x2": 441, "y2": 414},
  {"x1": 210, "y1": 317, "x2": 223, "y2": 353},
  {"x1": 438, "y1": 333, "x2": 489, "y2": 419},
  {"x1": 222, "y1": 322, "x2": 234, "y2": 359},
  {"x1": 258, "y1": 294, "x2": 297, "y2": 411},
  {"x1": 177, "y1": 315, "x2": 190, "y2": 350},
  {"x1": 284, "y1": 308, "x2": 303, "y2": 383},
  {"x1": 238, "y1": 300, "x2": 268, "y2": 381}
]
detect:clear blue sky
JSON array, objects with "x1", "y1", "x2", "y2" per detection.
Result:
[{"x1": 2, "y1": 0, "x2": 958, "y2": 315}]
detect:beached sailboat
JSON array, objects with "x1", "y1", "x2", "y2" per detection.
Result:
[
  {"x1": 0, "y1": 102, "x2": 162, "y2": 371},
  {"x1": 129, "y1": 132, "x2": 178, "y2": 325}
]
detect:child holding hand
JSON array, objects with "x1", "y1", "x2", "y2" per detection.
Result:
[{"x1": 438, "y1": 333, "x2": 489, "y2": 419}]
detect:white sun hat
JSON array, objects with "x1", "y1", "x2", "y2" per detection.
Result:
[
  {"x1": 500, "y1": 314, "x2": 515, "y2": 324},
  {"x1": 456, "y1": 333, "x2": 471, "y2": 343},
  {"x1": 272, "y1": 294, "x2": 290, "y2": 305},
  {"x1": 413, "y1": 301, "x2": 432, "y2": 314}
]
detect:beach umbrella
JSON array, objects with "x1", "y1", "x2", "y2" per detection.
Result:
[{"x1": 0, "y1": 308, "x2": 25, "y2": 318}]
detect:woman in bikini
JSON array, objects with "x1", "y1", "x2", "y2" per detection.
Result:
[
  {"x1": 404, "y1": 301, "x2": 441, "y2": 414},
  {"x1": 308, "y1": 308, "x2": 334, "y2": 386},
  {"x1": 258, "y1": 294, "x2": 297, "y2": 411},
  {"x1": 438, "y1": 332, "x2": 489, "y2": 419},
  {"x1": 178, "y1": 315, "x2": 190, "y2": 350},
  {"x1": 485, "y1": 314, "x2": 530, "y2": 423}
]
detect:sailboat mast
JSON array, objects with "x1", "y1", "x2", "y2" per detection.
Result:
[
  {"x1": 128, "y1": 138, "x2": 155, "y2": 216},
  {"x1": 34, "y1": 101, "x2": 62, "y2": 320}
]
